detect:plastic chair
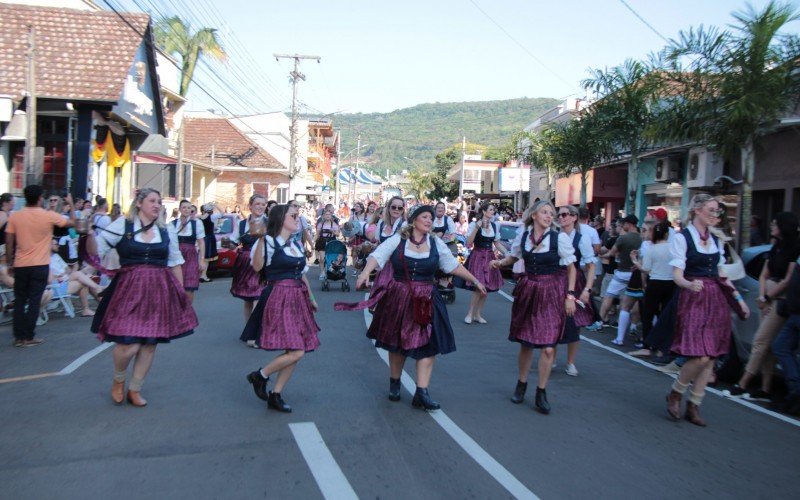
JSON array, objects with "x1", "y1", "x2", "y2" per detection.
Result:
[{"x1": 47, "y1": 283, "x2": 76, "y2": 319}]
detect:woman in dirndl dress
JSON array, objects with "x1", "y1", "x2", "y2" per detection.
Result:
[
  {"x1": 347, "y1": 201, "x2": 368, "y2": 265},
  {"x1": 556, "y1": 205, "x2": 596, "y2": 377},
  {"x1": 336, "y1": 205, "x2": 487, "y2": 409},
  {"x1": 230, "y1": 194, "x2": 268, "y2": 326},
  {"x1": 460, "y1": 202, "x2": 505, "y2": 324},
  {"x1": 368, "y1": 196, "x2": 406, "y2": 297},
  {"x1": 87, "y1": 188, "x2": 198, "y2": 407},
  {"x1": 490, "y1": 200, "x2": 577, "y2": 414},
  {"x1": 171, "y1": 199, "x2": 205, "y2": 304},
  {"x1": 199, "y1": 203, "x2": 220, "y2": 282},
  {"x1": 665, "y1": 194, "x2": 749, "y2": 426},
  {"x1": 244, "y1": 204, "x2": 320, "y2": 413}
]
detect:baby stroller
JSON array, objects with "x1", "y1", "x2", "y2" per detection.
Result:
[
  {"x1": 322, "y1": 239, "x2": 350, "y2": 292},
  {"x1": 436, "y1": 236, "x2": 462, "y2": 305}
]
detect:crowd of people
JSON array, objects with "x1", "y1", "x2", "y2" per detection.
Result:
[{"x1": 2, "y1": 186, "x2": 799, "y2": 421}]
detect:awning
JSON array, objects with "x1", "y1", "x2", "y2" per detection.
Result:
[
  {"x1": 134, "y1": 152, "x2": 177, "y2": 164},
  {"x1": 338, "y1": 167, "x2": 382, "y2": 185}
]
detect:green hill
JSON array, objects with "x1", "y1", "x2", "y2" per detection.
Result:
[{"x1": 333, "y1": 97, "x2": 560, "y2": 175}]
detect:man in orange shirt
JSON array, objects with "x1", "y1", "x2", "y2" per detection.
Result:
[{"x1": 6, "y1": 185, "x2": 74, "y2": 347}]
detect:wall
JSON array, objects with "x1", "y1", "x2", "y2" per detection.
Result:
[
  {"x1": 754, "y1": 127, "x2": 800, "y2": 211},
  {"x1": 214, "y1": 170, "x2": 287, "y2": 209}
]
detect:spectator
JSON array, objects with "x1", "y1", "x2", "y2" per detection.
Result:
[
  {"x1": 0, "y1": 192, "x2": 13, "y2": 247},
  {"x1": 110, "y1": 203, "x2": 122, "y2": 222},
  {"x1": 267, "y1": 200, "x2": 278, "y2": 214},
  {"x1": 49, "y1": 238, "x2": 105, "y2": 316},
  {"x1": 6, "y1": 185, "x2": 74, "y2": 347},
  {"x1": 771, "y1": 263, "x2": 800, "y2": 415},
  {"x1": 456, "y1": 211, "x2": 469, "y2": 237},
  {"x1": 587, "y1": 218, "x2": 621, "y2": 330}
]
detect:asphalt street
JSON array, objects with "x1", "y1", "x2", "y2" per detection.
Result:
[{"x1": 1, "y1": 270, "x2": 799, "y2": 499}]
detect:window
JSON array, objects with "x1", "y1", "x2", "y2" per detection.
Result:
[
  {"x1": 136, "y1": 162, "x2": 176, "y2": 198},
  {"x1": 276, "y1": 187, "x2": 288, "y2": 204}
]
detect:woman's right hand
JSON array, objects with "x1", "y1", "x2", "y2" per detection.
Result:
[
  {"x1": 490, "y1": 259, "x2": 503, "y2": 269},
  {"x1": 356, "y1": 272, "x2": 369, "y2": 290},
  {"x1": 688, "y1": 280, "x2": 704, "y2": 293}
]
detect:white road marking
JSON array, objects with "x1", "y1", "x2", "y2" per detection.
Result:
[
  {"x1": 59, "y1": 342, "x2": 113, "y2": 375},
  {"x1": 498, "y1": 289, "x2": 800, "y2": 428},
  {"x1": 289, "y1": 422, "x2": 359, "y2": 500},
  {"x1": 363, "y1": 294, "x2": 539, "y2": 500}
]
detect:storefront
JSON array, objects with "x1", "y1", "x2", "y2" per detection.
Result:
[{"x1": 554, "y1": 165, "x2": 627, "y2": 220}]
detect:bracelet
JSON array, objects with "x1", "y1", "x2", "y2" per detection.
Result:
[{"x1": 566, "y1": 295, "x2": 576, "y2": 301}]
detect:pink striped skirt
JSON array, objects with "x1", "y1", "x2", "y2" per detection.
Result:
[
  {"x1": 462, "y1": 247, "x2": 503, "y2": 291},
  {"x1": 230, "y1": 249, "x2": 264, "y2": 301},
  {"x1": 671, "y1": 277, "x2": 732, "y2": 357},
  {"x1": 241, "y1": 280, "x2": 320, "y2": 352},
  {"x1": 509, "y1": 271, "x2": 567, "y2": 347},
  {"x1": 179, "y1": 242, "x2": 200, "y2": 291}
]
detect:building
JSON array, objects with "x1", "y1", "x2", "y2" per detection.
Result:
[
  {"x1": 182, "y1": 115, "x2": 287, "y2": 209},
  {"x1": 0, "y1": 2, "x2": 168, "y2": 210}
]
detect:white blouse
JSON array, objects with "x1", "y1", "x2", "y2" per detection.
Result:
[
  {"x1": 468, "y1": 221, "x2": 496, "y2": 238},
  {"x1": 250, "y1": 235, "x2": 309, "y2": 273},
  {"x1": 563, "y1": 229, "x2": 597, "y2": 267},
  {"x1": 96, "y1": 217, "x2": 184, "y2": 267},
  {"x1": 172, "y1": 217, "x2": 206, "y2": 239},
  {"x1": 643, "y1": 241, "x2": 673, "y2": 280},
  {"x1": 377, "y1": 218, "x2": 404, "y2": 239},
  {"x1": 669, "y1": 224, "x2": 726, "y2": 270},
  {"x1": 369, "y1": 234, "x2": 460, "y2": 274},
  {"x1": 509, "y1": 227, "x2": 576, "y2": 266},
  {"x1": 433, "y1": 216, "x2": 457, "y2": 235},
  {"x1": 231, "y1": 216, "x2": 266, "y2": 243}
]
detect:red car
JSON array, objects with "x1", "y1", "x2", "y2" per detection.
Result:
[{"x1": 212, "y1": 214, "x2": 239, "y2": 274}]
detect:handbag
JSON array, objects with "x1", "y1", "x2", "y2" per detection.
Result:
[
  {"x1": 721, "y1": 243, "x2": 746, "y2": 282},
  {"x1": 399, "y1": 241, "x2": 433, "y2": 326}
]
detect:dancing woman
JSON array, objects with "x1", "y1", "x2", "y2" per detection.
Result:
[
  {"x1": 556, "y1": 204, "x2": 596, "y2": 377},
  {"x1": 490, "y1": 200, "x2": 576, "y2": 414},
  {"x1": 87, "y1": 188, "x2": 198, "y2": 407},
  {"x1": 665, "y1": 194, "x2": 749, "y2": 426},
  {"x1": 460, "y1": 202, "x2": 505, "y2": 324},
  {"x1": 244, "y1": 204, "x2": 320, "y2": 413},
  {"x1": 172, "y1": 199, "x2": 205, "y2": 304},
  {"x1": 336, "y1": 205, "x2": 486, "y2": 409},
  {"x1": 230, "y1": 194, "x2": 268, "y2": 324},
  {"x1": 368, "y1": 196, "x2": 406, "y2": 294}
]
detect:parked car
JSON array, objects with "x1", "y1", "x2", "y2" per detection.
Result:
[
  {"x1": 494, "y1": 220, "x2": 524, "y2": 279},
  {"x1": 212, "y1": 214, "x2": 239, "y2": 274}
]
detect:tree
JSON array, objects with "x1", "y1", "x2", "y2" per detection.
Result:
[
  {"x1": 427, "y1": 142, "x2": 493, "y2": 201},
  {"x1": 405, "y1": 168, "x2": 434, "y2": 200},
  {"x1": 652, "y1": 0, "x2": 800, "y2": 246},
  {"x1": 154, "y1": 16, "x2": 227, "y2": 97},
  {"x1": 582, "y1": 59, "x2": 661, "y2": 215}
]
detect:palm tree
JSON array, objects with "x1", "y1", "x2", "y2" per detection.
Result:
[
  {"x1": 405, "y1": 168, "x2": 434, "y2": 201},
  {"x1": 582, "y1": 59, "x2": 660, "y2": 215},
  {"x1": 154, "y1": 16, "x2": 226, "y2": 97},
  {"x1": 654, "y1": 0, "x2": 800, "y2": 246}
]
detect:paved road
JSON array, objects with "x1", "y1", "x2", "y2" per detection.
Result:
[{"x1": 1, "y1": 271, "x2": 798, "y2": 499}]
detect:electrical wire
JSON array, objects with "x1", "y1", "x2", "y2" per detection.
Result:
[{"x1": 616, "y1": 0, "x2": 670, "y2": 43}]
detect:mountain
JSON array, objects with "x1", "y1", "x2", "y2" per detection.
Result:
[{"x1": 332, "y1": 97, "x2": 560, "y2": 175}]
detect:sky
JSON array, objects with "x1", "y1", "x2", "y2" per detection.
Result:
[{"x1": 113, "y1": 0, "x2": 800, "y2": 115}]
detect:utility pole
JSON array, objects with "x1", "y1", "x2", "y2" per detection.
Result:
[
  {"x1": 25, "y1": 25, "x2": 38, "y2": 187},
  {"x1": 334, "y1": 131, "x2": 341, "y2": 206},
  {"x1": 274, "y1": 53, "x2": 321, "y2": 200},
  {"x1": 458, "y1": 134, "x2": 466, "y2": 199}
]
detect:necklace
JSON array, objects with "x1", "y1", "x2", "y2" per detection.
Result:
[
  {"x1": 695, "y1": 224, "x2": 710, "y2": 245},
  {"x1": 409, "y1": 232, "x2": 426, "y2": 248}
]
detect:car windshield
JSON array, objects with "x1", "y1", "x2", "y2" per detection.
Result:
[
  {"x1": 215, "y1": 217, "x2": 233, "y2": 234},
  {"x1": 498, "y1": 224, "x2": 521, "y2": 242}
]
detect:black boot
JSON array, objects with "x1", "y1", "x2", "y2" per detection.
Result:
[
  {"x1": 535, "y1": 387, "x2": 550, "y2": 415},
  {"x1": 267, "y1": 391, "x2": 292, "y2": 413},
  {"x1": 510, "y1": 380, "x2": 527, "y2": 404},
  {"x1": 388, "y1": 378, "x2": 401, "y2": 401},
  {"x1": 246, "y1": 370, "x2": 269, "y2": 401},
  {"x1": 411, "y1": 387, "x2": 440, "y2": 410}
]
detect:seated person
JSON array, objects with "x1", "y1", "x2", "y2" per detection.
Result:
[
  {"x1": 49, "y1": 239, "x2": 105, "y2": 317},
  {"x1": 1, "y1": 244, "x2": 53, "y2": 316},
  {"x1": 328, "y1": 253, "x2": 346, "y2": 280}
]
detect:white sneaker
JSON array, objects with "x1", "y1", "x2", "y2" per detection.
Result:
[
  {"x1": 565, "y1": 363, "x2": 579, "y2": 377},
  {"x1": 464, "y1": 316, "x2": 473, "y2": 324},
  {"x1": 319, "y1": 274, "x2": 325, "y2": 281}
]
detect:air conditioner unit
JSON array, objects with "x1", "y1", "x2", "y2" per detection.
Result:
[
  {"x1": 654, "y1": 157, "x2": 680, "y2": 182},
  {"x1": 687, "y1": 147, "x2": 724, "y2": 188}
]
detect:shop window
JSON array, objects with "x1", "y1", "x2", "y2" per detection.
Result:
[
  {"x1": 136, "y1": 162, "x2": 176, "y2": 198},
  {"x1": 276, "y1": 187, "x2": 288, "y2": 204},
  {"x1": 41, "y1": 141, "x2": 67, "y2": 194}
]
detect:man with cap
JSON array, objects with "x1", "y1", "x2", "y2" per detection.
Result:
[{"x1": 596, "y1": 215, "x2": 642, "y2": 344}]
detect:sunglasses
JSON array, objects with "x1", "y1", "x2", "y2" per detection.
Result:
[
  {"x1": 288, "y1": 213, "x2": 298, "y2": 219},
  {"x1": 557, "y1": 213, "x2": 573, "y2": 218},
  {"x1": 49, "y1": 198, "x2": 59, "y2": 202},
  {"x1": 390, "y1": 205, "x2": 404, "y2": 210}
]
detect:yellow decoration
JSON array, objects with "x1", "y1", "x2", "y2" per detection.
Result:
[
  {"x1": 91, "y1": 140, "x2": 106, "y2": 163},
  {"x1": 107, "y1": 136, "x2": 130, "y2": 168}
]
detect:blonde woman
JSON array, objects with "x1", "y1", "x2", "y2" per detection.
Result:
[
  {"x1": 665, "y1": 194, "x2": 749, "y2": 426},
  {"x1": 490, "y1": 200, "x2": 576, "y2": 414},
  {"x1": 87, "y1": 188, "x2": 198, "y2": 407}
]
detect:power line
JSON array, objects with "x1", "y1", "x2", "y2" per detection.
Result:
[
  {"x1": 467, "y1": 0, "x2": 576, "y2": 89},
  {"x1": 616, "y1": 0, "x2": 670, "y2": 43}
]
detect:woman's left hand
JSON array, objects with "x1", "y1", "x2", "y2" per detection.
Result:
[
  {"x1": 565, "y1": 298, "x2": 576, "y2": 316},
  {"x1": 740, "y1": 302, "x2": 750, "y2": 320},
  {"x1": 475, "y1": 282, "x2": 488, "y2": 296},
  {"x1": 310, "y1": 299, "x2": 318, "y2": 313},
  {"x1": 579, "y1": 290, "x2": 590, "y2": 305}
]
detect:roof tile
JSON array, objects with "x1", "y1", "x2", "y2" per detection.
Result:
[{"x1": 184, "y1": 117, "x2": 284, "y2": 169}]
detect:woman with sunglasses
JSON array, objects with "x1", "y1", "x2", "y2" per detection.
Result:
[
  {"x1": 347, "y1": 201, "x2": 368, "y2": 269},
  {"x1": 369, "y1": 196, "x2": 406, "y2": 295},
  {"x1": 336, "y1": 205, "x2": 487, "y2": 409},
  {"x1": 460, "y1": 202, "x2": 504, "y2": 324},
  {"x1": 490, "y1": 200, "x2": 577, "y2": 414},
  {"x1": 665, "y1": 194, "x2": 750, "y2": 426},
  {"x1": 231, "y1": 195, "x2": 268, "y2": 328},
  {"x1": 555, "y1": 205, "x2": 596, "y2": 377},
  {"x1": 244, "y1": 204, "x2": 319, "y2": 413}
]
